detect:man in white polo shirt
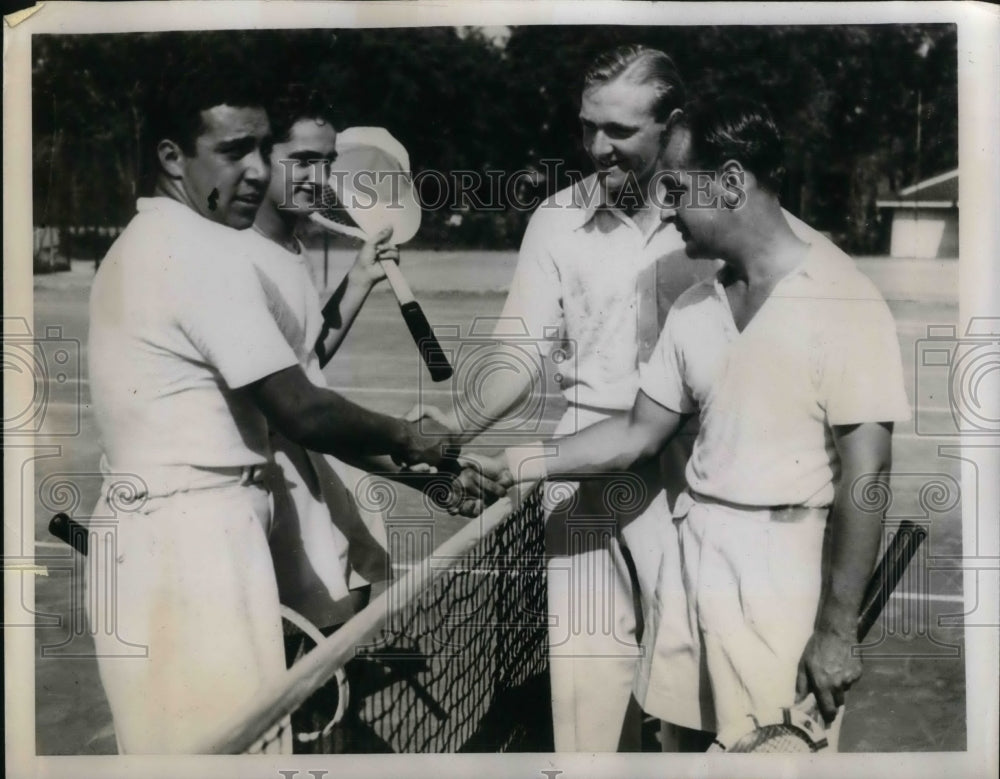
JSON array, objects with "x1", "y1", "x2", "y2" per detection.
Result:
[
  {"x1": 87, "y1": 54, "x2": 455, "y2": 754},
  {"x1": 473, "y1": 95, "x2": 910, "y2": 748},
  {"x1": 413, "y1": 44, "x2": 717, "y2": 751}
]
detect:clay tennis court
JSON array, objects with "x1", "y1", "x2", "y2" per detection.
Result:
[{"x1": 29, "y1": 249, "x2": 965, "y2": 753}]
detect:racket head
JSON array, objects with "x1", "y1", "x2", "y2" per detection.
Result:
[
  {"x1": 280, "y1": 607, "x2": 350, "y2": 751},
  {"x1": 709, "y1": 699, "x2": 829, "y2": 753},
  {"x1": 327, "y1": 126, "x2": 422, "y2": 244}
]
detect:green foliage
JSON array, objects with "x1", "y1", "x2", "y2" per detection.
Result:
[{"x1": 32, "y1": 25, "x2": 957, "y2": 253}]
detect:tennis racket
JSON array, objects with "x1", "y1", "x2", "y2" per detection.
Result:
[
  {"x1": 311, "y1": 127, "x2": 453, "y2": 382},
  {"x1": 708, "y1": 520, "x2": 928, "y2": 753}
]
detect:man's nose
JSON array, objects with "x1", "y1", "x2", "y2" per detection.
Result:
[
  {"x1": 245, "y1": 149, "x2": 269, "y2": 182},
  {"x1": 588, "y1": 130, "x2": 613, "y2": 159},
  {"x1": 659, "y1": 205, "x2": 678, "y2": 223}
]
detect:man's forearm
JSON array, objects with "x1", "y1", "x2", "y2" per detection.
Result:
[
  {"x1": 289, "y1": 385, "x2": 413, "y2": 461},
  {"x1": 816, "y1": 463, "x2": 890, "y2": 637},
  {"x1": 506, "y1": 393, "x2": 684, "y2": 483},
  {"x1": 315, "y1": 270, "x2": 374, "y2": 367},
  {"x1": 448, "y1": 343, "x2": 539, "y2": 444}
]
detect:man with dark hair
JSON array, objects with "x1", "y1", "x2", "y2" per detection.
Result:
[
  {"x1": 242, "y1": 88, "x2": 497, "y2": 750},
  {"x1": 87, "y1": 55, "x2": 455, "y2": 753},
  {"x1": 470, "y1": 95, "x2": 911, "y2": 750}
]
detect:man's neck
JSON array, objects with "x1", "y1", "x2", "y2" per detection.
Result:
[
  {"x1": 153, "y1": 179, "x2": 198, "y2": 215},
  {"x1": 724, "y1": 202, "x2": 809, "y2": 288},
  {"x1": 253, "y1": 201, "x2": 299, "y2": 252}
]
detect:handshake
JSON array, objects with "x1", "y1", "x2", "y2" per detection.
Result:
[{"x1": 395, "y1": 404, "x2": 524, "y2": 518}]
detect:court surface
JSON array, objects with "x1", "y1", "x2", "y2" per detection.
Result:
[{"x1": 28, "y1": 250, "x2": 966, "y2": 754}]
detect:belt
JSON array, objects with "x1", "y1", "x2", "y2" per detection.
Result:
[
  {"x1": 100, "y1": 456, "x2": 272, "y2": 503},
  {"x1": 681, "y1": 488, "x2": 829, "y2": 522}
]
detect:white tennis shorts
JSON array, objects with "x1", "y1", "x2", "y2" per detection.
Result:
[
  {"x1": 87, "y1": 468, "x2": 289, "y2": 754},
  {"x1": 638, "y1": 492, "x2": 832, "y2": 738}
]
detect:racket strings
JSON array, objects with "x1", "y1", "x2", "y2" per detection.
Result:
[
  {"x1": 719, "y1": 724, "x2": 822, "y2": 753},
  {"x1": 315, "y1": 186, "x2": 358, "y2": 228}
]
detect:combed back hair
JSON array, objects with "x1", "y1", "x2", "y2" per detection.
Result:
[
  {"x1": 267, "y1": 83, "x2": 341, "y2": 145},
  {"x1": 681, "y1": 94, "x2": 786, "y2": 193},
  {"x1": 582, "y1": 44, "x2": 686, "y2": 122},
  {"x1": 141, "y1": 32, "x2": 273, "y2": 192}
]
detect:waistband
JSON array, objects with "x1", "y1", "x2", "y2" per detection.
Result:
[
  {"x1": 676, "y1": 488, "x2": 829, "y2": 523},
  {"x1": 100, "y1": 455, "x2": 272, "y2": 503}
]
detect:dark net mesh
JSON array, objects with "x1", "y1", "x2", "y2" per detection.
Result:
[{"x1": 249, "y1": 488, "x2": 551, "y2": 754}]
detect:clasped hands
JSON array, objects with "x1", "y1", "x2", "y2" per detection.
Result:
[{"x1": 396, "y1": 404, "x2": 515, "y2": 518}]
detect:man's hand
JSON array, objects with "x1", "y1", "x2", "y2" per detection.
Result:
[
  {"x1": 458, "y1": 452, "x2": 513, "y2": 486},
  {"x1": 795, "y1": 627, "x2": 862, "y2": 723},
  {"x1": 430, "y1": 461, "x2": 513, "y2": 517},
  {"x1": 350, "y1": 226, "x2": 400, "y2": 287},
  {"x1": 396, "y1": 414, "x2": 460, "y2": 470}
]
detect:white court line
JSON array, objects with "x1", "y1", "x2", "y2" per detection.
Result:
[
  {"x1": 29, "y1": 545, "x2": 969, "y2": 604},
  {"x1": 390, "y1": 562, "x2": 966, "y2": 603}
]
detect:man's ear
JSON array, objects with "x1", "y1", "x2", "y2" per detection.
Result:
[
  {"x1": 157, "y1": 139, "x2": 186, "y2": 179},
  {"x1": 720, "y1": 159, "x2": 748, "y2": 210},
  {"x1": 659, "y1": 107, "x2": 684, "y2": 143}
]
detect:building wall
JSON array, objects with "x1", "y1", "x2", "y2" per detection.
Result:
[{"x1": 889, "y1": 207, "x2": 959, "y2": 258}]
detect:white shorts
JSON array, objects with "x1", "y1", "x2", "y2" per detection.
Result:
[
  {"x1": 87, "y1": 470, "x2": 289, "y2": 754},
  {"x1": 632, "y1": 505, "x2": 713, "y2": 730},
  {"x1": 266, "y1": 431, "x2": 390, "y2": 630},
  {"x1": 644, "y1": 492, "x2": 831, "y2": 736}
]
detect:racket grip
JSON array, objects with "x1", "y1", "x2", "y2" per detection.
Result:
[
  {"x1": 49, "y1": 512, "x2": 90, "y2": 556},
  {"x1": 399, "y1": 301, "x2": 453, "y2": 382},
  {"x1": 857, "y1": 520, "x2": 927, "y2": 640}
]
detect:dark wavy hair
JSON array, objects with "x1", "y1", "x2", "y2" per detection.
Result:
[
  {"x1": 680, "y1": 94, "x2": 786, "y2": 193},
  {"x1": 141, "y1": 32, "x2": 274, "y2": 192},
  {"x1": 267, "y1": 82, "x2": 341, "y2": 145}
]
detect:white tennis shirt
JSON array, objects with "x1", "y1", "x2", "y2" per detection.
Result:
[
  {"x1": 89, "y1": 197, "x2": 299, "y2": 469},
  {"x1": 497, "y1": 175, "x2": 703, "y2": 411},
  {"x1": 639, "y1": 240, "x2": 911, "y2": 508}
]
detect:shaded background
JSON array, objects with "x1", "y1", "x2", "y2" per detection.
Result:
[{"x1": 31, "y1": 24, "x2": 957, "y2": 258}]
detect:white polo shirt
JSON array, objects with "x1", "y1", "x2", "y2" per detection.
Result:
[
  {"x1": 639, "y1": 240, "x2": 911, "y2": 508},
  {"x1": 89, "y1": 197, "x2": 299, "y2": 469},
  {"x1": 497, "y1": 175, "x2": 703, "y2": 411}
]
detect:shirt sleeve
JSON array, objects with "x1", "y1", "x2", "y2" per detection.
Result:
[
  {"x1": 173, "y1": 238, "x2": 300, "y2": 389},
  {"x1": 638, "y1": 306, "x2": 697, "y2": 414},
  {"x1": 494, "y1": 209, "x2": 564, "y2": 354},
  {"x1": 823, "y1": 297, "x2": 911, "y2": 425}
]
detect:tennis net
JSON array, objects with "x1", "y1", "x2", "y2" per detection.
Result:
[{"x1": 192, "y1": 485, "x2": 551, "y2": 754}]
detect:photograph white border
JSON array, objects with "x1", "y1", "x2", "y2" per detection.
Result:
[{"x1": 5, "y1": 2, "x2": 998, "y2": 779}]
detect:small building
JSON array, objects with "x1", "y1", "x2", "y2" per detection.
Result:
[{"x1": 876, "y1": 169, "x2": 958, "y2": 258}]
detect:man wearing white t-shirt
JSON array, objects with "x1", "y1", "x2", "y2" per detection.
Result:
[
  {"x1": 87, "y1": 61, "x2": 454, "y2": 754},
  {"x1": 469, "y1": 95, "x2": 910, "y2": 748}
]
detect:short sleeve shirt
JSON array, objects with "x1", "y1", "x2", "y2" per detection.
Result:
[
  {"x1": 89, "y1": 197, "x2": 299, "y2": 468},
  {"x1": 639, "y1": 241, "x2": 911, "y2": 507},
  {"x1": 235, "y1": 229, "x2": 328, "y2": 387}
]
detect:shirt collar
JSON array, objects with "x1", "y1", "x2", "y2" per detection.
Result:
[
  {"x1": 711, "y1": 240, "x2": 846, "y2": 294},
  {"x1": 570, "y1": 174, "x2": 609, "y2": 229},
  {"x1": 785, "y1": 241, "x2": 849, "y2": 285},
  {"x1": 569, "y1": 175, "x2": 671, "y2": 244}
]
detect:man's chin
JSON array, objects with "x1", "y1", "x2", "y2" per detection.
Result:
[{"x1": 224, "y1": 211, "x2": 257, "y2": 230}]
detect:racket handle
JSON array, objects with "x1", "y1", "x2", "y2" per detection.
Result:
[
  {"x1": 380, "y1": 259, "x2": 417, "y2": 306},
  {"x1": 399, "y1": 301, "x2": 454, "y2": 382},
  {"x1": 857, "y1": 520, "x2": 927, "y2": 640},
  {"x1": 49, "y1": 512, "x2": 90, "y2": 556}
]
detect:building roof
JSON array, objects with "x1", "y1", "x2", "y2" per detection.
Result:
[{"x1": 876, "y1": 169, "x2": 958, "y2": 209}]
